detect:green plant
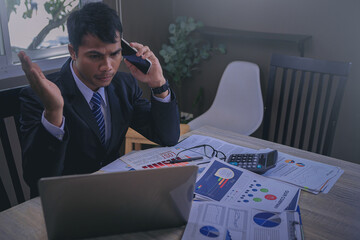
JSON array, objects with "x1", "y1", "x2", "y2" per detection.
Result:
[{"x1": 159, "y1": 16, "x2": 226, "y2": 87}]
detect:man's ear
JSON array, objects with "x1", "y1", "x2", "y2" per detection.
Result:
[{"x1": 68, "y1": 44, "x2": 76, "y2": 60}]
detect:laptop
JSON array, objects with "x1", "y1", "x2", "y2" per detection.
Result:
[{"x1": 38, "y1": 165, "x2": 198, "y2": 240}]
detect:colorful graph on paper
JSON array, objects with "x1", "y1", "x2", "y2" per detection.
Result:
[
  {"x1": 253, "y1": 212, "x2": 281, "y2": 228},
  {"x1": 141, "y1": 159, "x2": 190, "y2": 169},
  {"x1": 195, "y1": 160, "x2": 243, "y2": 201},
  {"x1": 141, "y1": 149, "x2": 190, "y2": 169}
]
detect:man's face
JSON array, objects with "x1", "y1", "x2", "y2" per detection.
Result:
[{"x1": 69, "y1": 32, "x2": 122, "y2": 91}]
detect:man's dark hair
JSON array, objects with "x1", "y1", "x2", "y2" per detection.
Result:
[{"x1": 67, "y1": 2, "x2": 123, "y2": 54}]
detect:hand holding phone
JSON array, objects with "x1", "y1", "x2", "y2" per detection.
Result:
[{"x1": 121, "y1": 38, "x2": 152, "y2": 74}]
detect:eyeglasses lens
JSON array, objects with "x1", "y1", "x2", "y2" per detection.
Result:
[{"x1": 203, "y1": 145, "x2": 215, "y2": 158}]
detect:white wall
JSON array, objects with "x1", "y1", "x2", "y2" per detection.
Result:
[{"x1": 172, "y1": 0, "x2": 360, "y2": 163}]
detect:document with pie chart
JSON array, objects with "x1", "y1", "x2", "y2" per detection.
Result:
[
  {"x1": 181, "y1": 201, "x2": 302, "y2": 240},
  {"x1": 195, "y1": 159, "x2": 300, "y2": 212},
  {"x1": 262, "y1": 151, "x2": 343, "y2": 194}
]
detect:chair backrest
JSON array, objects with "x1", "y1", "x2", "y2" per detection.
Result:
[
  {"x1": 188, "y1": 61, "x2": 264, "y2": 135},
  {"x1": 262, "y1": 54, "x2": 351, "y2": 156},
  {"x1": 0, "y1": 85, "x2": 28, "y2": 210},
  {"x1": 0, "y1": 178, "x2": 11, "y2": 211}
]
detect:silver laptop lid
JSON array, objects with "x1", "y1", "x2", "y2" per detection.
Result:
[{"x1": 39, "y1": 165, "x2": 198, "y2": 240}]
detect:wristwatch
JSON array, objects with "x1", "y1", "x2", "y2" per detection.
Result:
[{"x1": 151, "y1": 80, "x2": 169, "y2": 94}]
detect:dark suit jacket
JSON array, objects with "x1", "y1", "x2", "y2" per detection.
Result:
[{"x1": 20, "y1": 58, "x2": 180, "y2": 196}]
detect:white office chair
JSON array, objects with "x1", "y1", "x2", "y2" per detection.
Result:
[{"x1": 188, "y1": 61, "x2": 263, "y2": 135}]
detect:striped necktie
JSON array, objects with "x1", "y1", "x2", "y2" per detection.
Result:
[{"x1": 90, "y1": 92, "x2": 105, "y2": 145}]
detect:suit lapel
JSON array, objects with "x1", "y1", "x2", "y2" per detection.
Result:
[
  {"x1": 106, "y1": 83, "x2": 123, "y2": 152},
  {"x1": 72, "y1": 93, "x2": 102, "y2": 140},
  {"x1": 60, "y1": 59, "x2": 103, "y2": 143}
]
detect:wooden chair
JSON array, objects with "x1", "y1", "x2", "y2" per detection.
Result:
[
  {"x1": 262, "y1": 54, "x2": 351, "y2": 156},
  {"x1": 0, "y1": 86, "x2": 29, "y2": 210},
  {"x1": 125, "y1": 124, "x2": 190, "y2": 154},
  {"x1": 0, "y1": 179, "x2": 11, "y2": 212}
]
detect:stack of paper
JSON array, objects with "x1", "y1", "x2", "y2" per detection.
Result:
[
  {"x1": 262, "y1": 151, "x2": 343, "y2": 194},
  {"x1": 175, "y1": 135, "x2": 343, "y2": 194},
  {"x1": 182, "y1": 201, "x2": 303, "y2": 240},
  {"x1": 184, "y1": 158, "x2": 303, "y2": 240},
  {"x1": 100, "y1": 134, "x2": 331, "y2": 240},
  {"x1": 194, "y1": 159, "x2": 300, "y2": 212},
  {"x1": 101, "y1": 134, "x2": 343, "y2": 194}
]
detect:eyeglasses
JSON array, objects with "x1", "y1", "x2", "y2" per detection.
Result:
[{"x1": 176, "y1": 144, "x2": 227, "y2": 161}]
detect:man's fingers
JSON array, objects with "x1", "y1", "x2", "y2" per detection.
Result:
[
  {"x1": 130, "y1": 42, "x2": 151, "y2": 58},
  {"x1": 18, "y1": 51, "x2": 64, "y2": 115},
  {"x1": 18, "y1": 52, "x2": 32, "y2": 72},
  {"x1": 130, "y1": 43, "x2": 159, "y2": 66},
  {"x1": 30, "y1": 67, "x2": 45, "y2": 82},
  {"x1": 17, "y1": 51, "x2": 26, "y2": 62},
  {"x1": 28, "y1": 68, "x2": 44, "y2": 91},
  {"x1": 125, "y1": 42, "x2": 164, "y2": 87},
  {"x1": 136, "y1": 46, "x2": 150, "y2": 57},
  {"x1": 142, "y1": 50, "x2": 154, "y2": 60},
  {"x1": 18, "y1": 51, "x2": 48, "y2": 91},
  {"x1": 129, "y1": 42, "x2": 142, "y2": 49},
  {"x1": 124, "y1": 59, "x2": 140, "y2": 75},
  {"x1": 18, "y1": 51, "x2": 37, "y2": 77}
]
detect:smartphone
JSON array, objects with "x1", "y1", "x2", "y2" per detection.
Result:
[{"x1": 121, "y1": 38, "x2": 152, "y2": 74}]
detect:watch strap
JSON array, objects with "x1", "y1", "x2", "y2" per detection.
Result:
[{"x1": 151, "y1": 80, "x2": 169, "y2": 94}]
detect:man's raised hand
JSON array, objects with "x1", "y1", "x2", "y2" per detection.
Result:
[{"x1": 18, "y1": 51, "x2": 64, "y2": 127}]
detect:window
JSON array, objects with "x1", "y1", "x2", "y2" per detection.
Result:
[
  {"x1": 0, "y1": 3, "x2": 10, "y2": 67},
  {"x1": 0, "y1": 0, "x2": 103, "y2": 80}
]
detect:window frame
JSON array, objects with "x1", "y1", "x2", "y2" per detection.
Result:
[
  {"x1": 0, "y1": 0, "x2": 12, "y2": 67},
  {"x1": 0, "y1": 0, "x2": 113, "y2": 81}
]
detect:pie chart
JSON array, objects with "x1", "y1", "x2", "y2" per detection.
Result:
[
  {"x1": 253, "y1": 212, "x2": 281, "y2": 228},
  {"x1": 199, "y1": 225, "x2": 220, "y2": 237}
]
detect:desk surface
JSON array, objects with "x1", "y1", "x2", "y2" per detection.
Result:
[{"x1": 1, "y1": 126, "x2": 359, "y2": 240}]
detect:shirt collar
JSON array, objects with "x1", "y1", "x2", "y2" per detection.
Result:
[{"x1": 70, "y1": 60, "x2": 107, "y2": 106}]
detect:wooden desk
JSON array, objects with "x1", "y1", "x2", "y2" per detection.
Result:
[
  {"x1": 1, "y1": 126, "x2": 359, "y2": 240},
  {"x1": 124, "y1": 124, "x2": 190, "y2": 154}
]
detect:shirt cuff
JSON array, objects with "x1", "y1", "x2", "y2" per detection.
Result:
[
  {"x1": 41, "y1": 111, "x2": 65, "y2": 141},
  {"x1": 152, "y1": 91, "x2": 171, "y2": 103}
]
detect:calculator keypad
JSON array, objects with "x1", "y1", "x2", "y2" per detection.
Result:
[{"x1": 227, "y1": 154, "x2": 263, "y2": 170}]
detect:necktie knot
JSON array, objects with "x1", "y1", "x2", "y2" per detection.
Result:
[
  {"x1": 91, "y1": 92, "x2": 105, "y2": 145},
  {"x1": 91, "y1": 92, "x2": 102, "y2": 108}
]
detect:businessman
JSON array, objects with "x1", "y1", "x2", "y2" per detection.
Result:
[{"x1": 18, "y1": 2, "x2": 180, "y2": 197}]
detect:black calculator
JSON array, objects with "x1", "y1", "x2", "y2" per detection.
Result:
[{"x1": 226, "y1": 150, "x2": 278, "y2": 174}]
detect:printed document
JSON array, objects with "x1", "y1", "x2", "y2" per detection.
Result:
[
  {"x1": 263, "y1": 151, "x2": 343, "y2": 194},
  {"x1": 120, "y1": 145, "x2": 210, "y2": 170},
  {"x1": 107, "y1": 134, "x2": 342, "y2": 194},
  {"x1": 177, "y1": 135, "x2": 343, "y2": 194},
  {"x1": 182, "y1": 201, "x2": 302, "y2": 240},
  {"x1": 195, "y1": 159, "x2": 300, "y2": 212}
]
